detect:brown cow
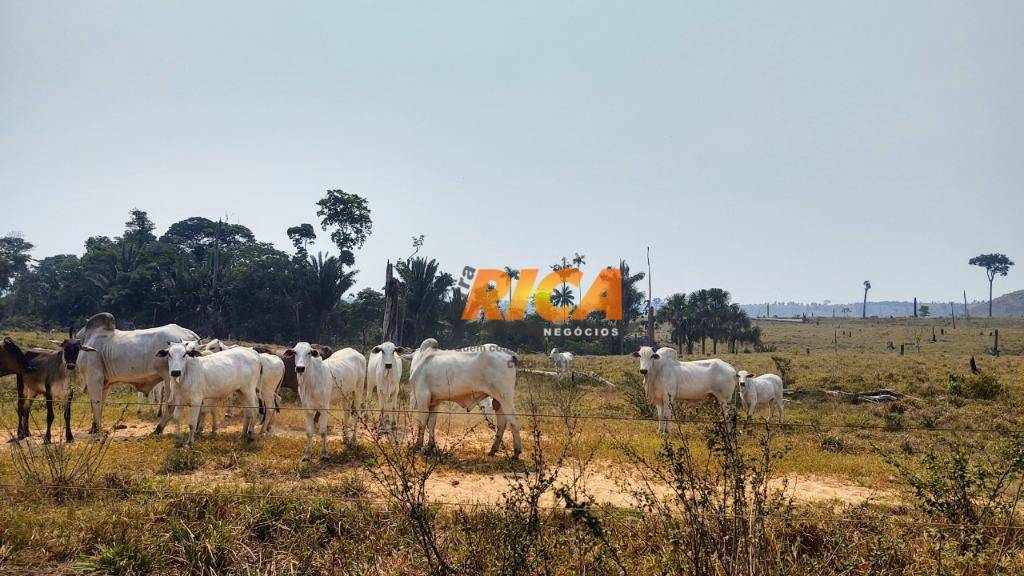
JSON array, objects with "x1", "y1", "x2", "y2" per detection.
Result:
[{"x1": 20, "y1": 337, "x2": 95, "y2": 443}]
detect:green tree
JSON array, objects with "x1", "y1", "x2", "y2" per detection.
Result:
[
  {"x1": 616, "y1": 260, "x2": 646, "y2": 353},
  {"x1": 396, "y1": 257, "x2": 455, "y2": 346},
  {"x1": 286, "y1": 224, "x2": 317, "y2": 259},
  {"x1": 918, "y1": 304, "x2": 930, "y2": 318},
  {"x1": 316, "y1": 190, "x2": 372, "y2": 261},
  {"x1": 309, "y1": 252, "x2": 356, "y2": 341},
  {"x1": 862, "y1": 280, "x2": 871, "y2": 318},
  {"x1": 969, "y1": 253, "x2": 1014, "y2": 317},
  {"x1": 0, "y1": 234, "x2": 33, "y2": 297},
  {"x1": 657, "y1": 292, "x2": 692, "y2": 353}
]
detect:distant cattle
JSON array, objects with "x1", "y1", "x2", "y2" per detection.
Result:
[
  {"x1": 631, "y1": 347, "x2": 736, "y2": 434},
  {"x1": 736, "y1": 371, "x2": 784, "y2": 425},
  {"x1": 75, "y1": 313, "x2": 198, "y2": 434},
  {"x1": 549, "y1": 348, "x2": 574, "y2": 380},
  {"x1": 409, "y1": 339, "x2": 521, "y2": 456}
]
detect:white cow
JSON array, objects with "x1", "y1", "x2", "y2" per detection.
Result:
[
  {"x1": 631, "y1": 346, "x2": 737, "y2": 434},
  {"x1": 736, "y1": 371, "x2": 784, "y2": 425},
  {"x1": 324, "y1": 348, "x2": 366, "y2": 443},
  {"x1": 75, "y1": 312, "x2": 198, "y2": 434},
  {"x1": 155, "y1": 342, "x2": 261, "y2": 445},
  {"x1": 138, "y1": 339, "x2": 238, "y2": 418},
  {"x1": 257, "y1": 352, "x2": 285, "y2": 434},
  {"x1": 409, "y1": 339, "x2": 521, "y2": 456},
  {"x1": 366, "y1": 342, "x2": 406, "y2": 431},
  {"x1": 549, "y1": 348, "x2": 575, "y2": 380},
  {"x1": 285, "y1": 342, "x2": 333, "y2": 461}
]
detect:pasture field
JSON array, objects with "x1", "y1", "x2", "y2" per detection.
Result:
[{"x1": 2, "y1": 317, "x2": 1024, "y2": 574}]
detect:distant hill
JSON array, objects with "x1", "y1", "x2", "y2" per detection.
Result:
[{"x1": 968, "y1": 289, "x2": 1024, "y2": 317}]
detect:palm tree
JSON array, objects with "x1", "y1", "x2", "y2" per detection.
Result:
[
  {"x1": 309, "y1": 252, "x2": 355, "y2": 340},
  {"x1": 657, "y1": 292, "x2": 691, "y2": 353},
  {"x1": 617, "y1": 260, "x2": 646, "y2": 353},
  {"x1": 551, "y1": 285, "x2": 575, "y2": 308},
  {"x1": 502, "y1": 266, "x2": 519, "y2": 318},
  {"x1": 862, "y1": 280, "x2": 871, "y2": 319},
  {"x1": 396, "y1": 257, "x2": 455, "y2": 346}
]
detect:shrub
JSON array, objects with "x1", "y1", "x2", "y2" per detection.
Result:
[
  {"x1": 621, "y1": 371, "x2": 655, "y2": 419},
  {"x1": 770, "y1": 355, "x2": 795, "y2": 386},
  {"x1": 161, "y1": 447, "x2": 204, "y2": 474},
  {"x1": 948, "y1": 373, "x2": 1004, "y2": 400}
]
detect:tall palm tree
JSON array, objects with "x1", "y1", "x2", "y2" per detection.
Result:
[
  {"x1": 309, "y1": 252, "x2": 355, "y2": 340},
  {"x1": 862, "y1": 280, "x2": 871, "y2": 319},
  {"x1": 502, "y1": 266, "x2": 519, "y2": 318},
  {"x1": 618, "y1": 260, "x2": 646, "y2": 352},
  {"x1": 397, "y1": 257, "x2": 455, "y2": 346}
]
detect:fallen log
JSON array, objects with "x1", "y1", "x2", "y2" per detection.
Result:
[
  {"x1": 784, "y1": 387, "x2": 908, "y2": 404},
  {"x1": 517, "y1": 368, "x2": 616, "y2": 388}
]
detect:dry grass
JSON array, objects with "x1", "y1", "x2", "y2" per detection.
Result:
[{"x1": 1, "y1": 318, "x2": 1024, "y2": 573}]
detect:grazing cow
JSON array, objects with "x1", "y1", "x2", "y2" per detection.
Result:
[
  {"x1": 155, "y1": 342, "x2": 261, "y2": 445},
  {"x1": 736, "y1": 371, "x2": 784, "y2": 425},
  {"x1": 409, "y1": 339, "x2": 521, "y2": 457},
  {"x1": 75, "y1": 313, "x2": 198, "y2": 434},
  {"x1": 18, "y1": 338, "x2": 96, "y2": 443},
  {"x1": 631, "y1": 346, "x2": 736, "y2": 434},
  {"x1": 285, "y1": 342, "x2": 334, "y2": 461},
  {"x1": 324, "y1": 348, "x2": 366, "y2": 443},
  {"x1": 549, "y1": 348, "x2": 575, "y2": 380},
  {"x1": 366, "y1": 342, "x2": 406, "y2": 431}
]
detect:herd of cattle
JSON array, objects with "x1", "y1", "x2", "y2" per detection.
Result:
[{"x1": 0, "y1": 313, "x2": 785, "y2": 461}]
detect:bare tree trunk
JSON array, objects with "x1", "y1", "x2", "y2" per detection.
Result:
[
  {"x1": 862, "y1": 289, "x2": 868, "y2": 318},
  {"x1": 964, "y1": 290, "x2": 969, "y2": 317},
  {"x1": 989, "y1": 277, "x2": 994, "y2": 317},
  {"x1": 382, "y1": 260, "x2": 400, "y2": 344},
  {"x1": 645, "y1": 247, "x2": 655, "y2": 346}
]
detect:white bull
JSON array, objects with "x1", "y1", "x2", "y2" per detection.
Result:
[
  {"x1": 737, "y1": 370, "x2": 784, "y2": 425},
  {"x1": 285, "y1": 342, "x2": 333, "y2": 461},
  {"x1": 409, "y1": 339, "x2": 521, "y2": 456},
  {"x1": 324, "y1": 348, "x2": 366, "y2": 443},
  {"x1": 156, "y1": 342, "x2": 261, "y2": 445},
  {"x1": 631, "y1": 346, "x2": 736, "y2": 434},
  {"x1": 75, "y1": 312, "x2": 198, "y2": 434},
  {"x1": 549, "y1": 348, "x2": 575, "y2": 380},
  {"x1": 366, "y1": 342, "x2": 406, "y2": 431}
]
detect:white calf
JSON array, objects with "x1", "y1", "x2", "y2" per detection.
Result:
[
  {"x1": 549, "y1": 348, "x2": 575, "y2": 380},
  {"x1": 737, "y1": 371, "x2": 784, "y2": 425},
  {"x1": 409, "y1": 339, "x2": 521, "y2": 456},
  {"x1": 325, "y1": 348, "x2": 366, "y2": 443},
  {"x1": 631, "y1": 346, "x2": 737, "y2": 434},
  {"x1": 367, "y1": 342, "x2": 406, "y2": 431},
  {"x1": 156, "y1": 343, "x2": 261, "y2": 446},
  {"x1": 285, "y1": 342, "x2": 333, "y2": 461}
]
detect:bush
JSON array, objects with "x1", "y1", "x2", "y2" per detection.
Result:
[
  {"x1": 770, "y1": 355, "x2": 795, "y2": 386},
  {"x1": 621, "y1": 371, "x2": 655, "y2": 419},
  {"x1": 948, "y1": 373, "x2": 1004, "y2": 400}
]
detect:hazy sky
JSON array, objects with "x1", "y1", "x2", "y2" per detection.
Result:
[{"x1": 2, "y1": 1, "x2": 1022, "y2": 304}]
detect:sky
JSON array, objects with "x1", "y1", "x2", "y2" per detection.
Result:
[{"x1": 2, "y1": 1, "x2": 1022, "y2": 305}]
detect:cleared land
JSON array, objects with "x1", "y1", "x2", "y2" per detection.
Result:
[{"x1": 1, "y1": 317, "x2": 1023, "y2": 574}]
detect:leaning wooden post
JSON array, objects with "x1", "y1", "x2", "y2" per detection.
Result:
[
  {"x1": 993, "y1": 329, "x2": 1000, "y2": 356},
  {"x1": 382, "y1": 260, "x2": 399, "y2": 344},
  {"x1": 913, "y1": 297, "x2": 917, "y2": 318},
  {"x1": 950, "y1": 302, "x2": 956, "y2": 329}
]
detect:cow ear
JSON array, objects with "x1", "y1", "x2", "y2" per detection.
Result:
[
  {"x1": 283, "y1": 349, "x2": 295, "y2": 357},
  {"x1": 630, "y1": 351, "x2": 640, "y2": 357},
  {"x1": 156, "y1": 350, "x2": 169, "y2": 357},
  {"x1": 187, "y1": 350, "x2": 202, "y2": 357},
  {"x1": 310, "y1": 350, "x2": 320, "y2": 358},
  {"x1": 371, "y1": 346, "x2": 381, "y2": 354},
  {"x1": 651, "y1": 353, "x2": 660, "y2": 359},
  {"x1": 395, "y1": 346, "x2": 407, "y2": 354}
]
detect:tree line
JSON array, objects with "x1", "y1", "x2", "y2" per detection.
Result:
[{"x1": 0, "y1": 193, "x2": 760, "y2": 354}]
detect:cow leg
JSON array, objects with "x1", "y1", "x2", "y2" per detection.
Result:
[
  {"x1": 487, "y1": 399, "x2": 507, "y2": 456},
  {"x1": 64, "y1": 388, "x2": 75, "y2": 443},
  {"x1": 319, "y1": 410, "x2": 330, "y2": 461},
  {"x1": 154, "y1": 384, "x2": 163, "y2": 417},
  {"x1": 241, "y1": 389, "x2": 258, "y2": 442},
  {"x1": 224, "y1": 395, "x2": 234, "y2": 418},
  {"x1": 503, "y1": 397, "x2": 522, "y2": 457},
  {"x1": 187, "y1": 401, "x2": 201, "y2": 446},
  {"x1": 136, "y1": 391, "x2": 144, "y2": 416},
  {"x1": 777, "y1": 398, "x2": 784, "y2": 425},
  {"x1": 302, "y1": 410, "x2": 315, "y2": 462},
  {"x1": 261, "y1": 391, "x2": 276, "y2": 435},
  {"x1": 86, "y1": 373, "x2": 105, "y2": 434},
  {"x1": 412, "y1": 394, "x2": 428, "y2": 452},
  {"x1": 44, "y1": 385, "x2": 54, "y2": 445},
  {"x1": 15, "y1": 376, "x2": 30, "y2": 439},
  {"x1": 210, "y1": 402, "x2": 219, "y2": 436},
  {"x1": 425, "y1": 409, "x2": 438, "y2": 454}
]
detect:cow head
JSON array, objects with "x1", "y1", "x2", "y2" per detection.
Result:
[
  {"x1": 156, "y1": 341, "x2": 201, "y2": 378},
  {"x1": 736, "y1": 370, "x2": 751, "y2": 389},
  {"x1": 48, "y1": 338, "x2": 96, "y2": 371},
  {"x1": 629, "y1": 346, "x2": 660, "y2": 375},
  {"x1": 284, "y1": 342, "x2": 320, "y2": 375},
  {"x1": 371, "y1": 342, "x2": 406, "y2": 371}
]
